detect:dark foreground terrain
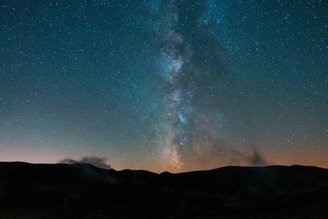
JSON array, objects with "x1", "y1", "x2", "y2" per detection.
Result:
[{"x1": 0, "y1": 162, "x2": 327, "y2": 218}]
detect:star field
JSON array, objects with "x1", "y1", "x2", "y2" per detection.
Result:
[{"x1": 0, "y1": 0, "x2": 327, "y2": 172}]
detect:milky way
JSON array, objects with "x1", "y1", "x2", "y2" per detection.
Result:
[
  {"x1": 157, "y1": 1, "x2": 193, "y2": 170},
  {"x1": 157, "y1": 0, "x2": 267, "y2": 171}
]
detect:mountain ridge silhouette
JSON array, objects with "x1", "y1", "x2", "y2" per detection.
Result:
[{"x1": 0, "y1": 161, "x2": 327, "y2": 218}]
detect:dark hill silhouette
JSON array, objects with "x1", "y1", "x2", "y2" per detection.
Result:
[{"x1": 0, "y1": 162, "x2": 327, "y2": 218}]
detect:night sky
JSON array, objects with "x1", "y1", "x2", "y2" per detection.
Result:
[{"x1": 1, "y1": 0, "x2": 327, "y2": 172}]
